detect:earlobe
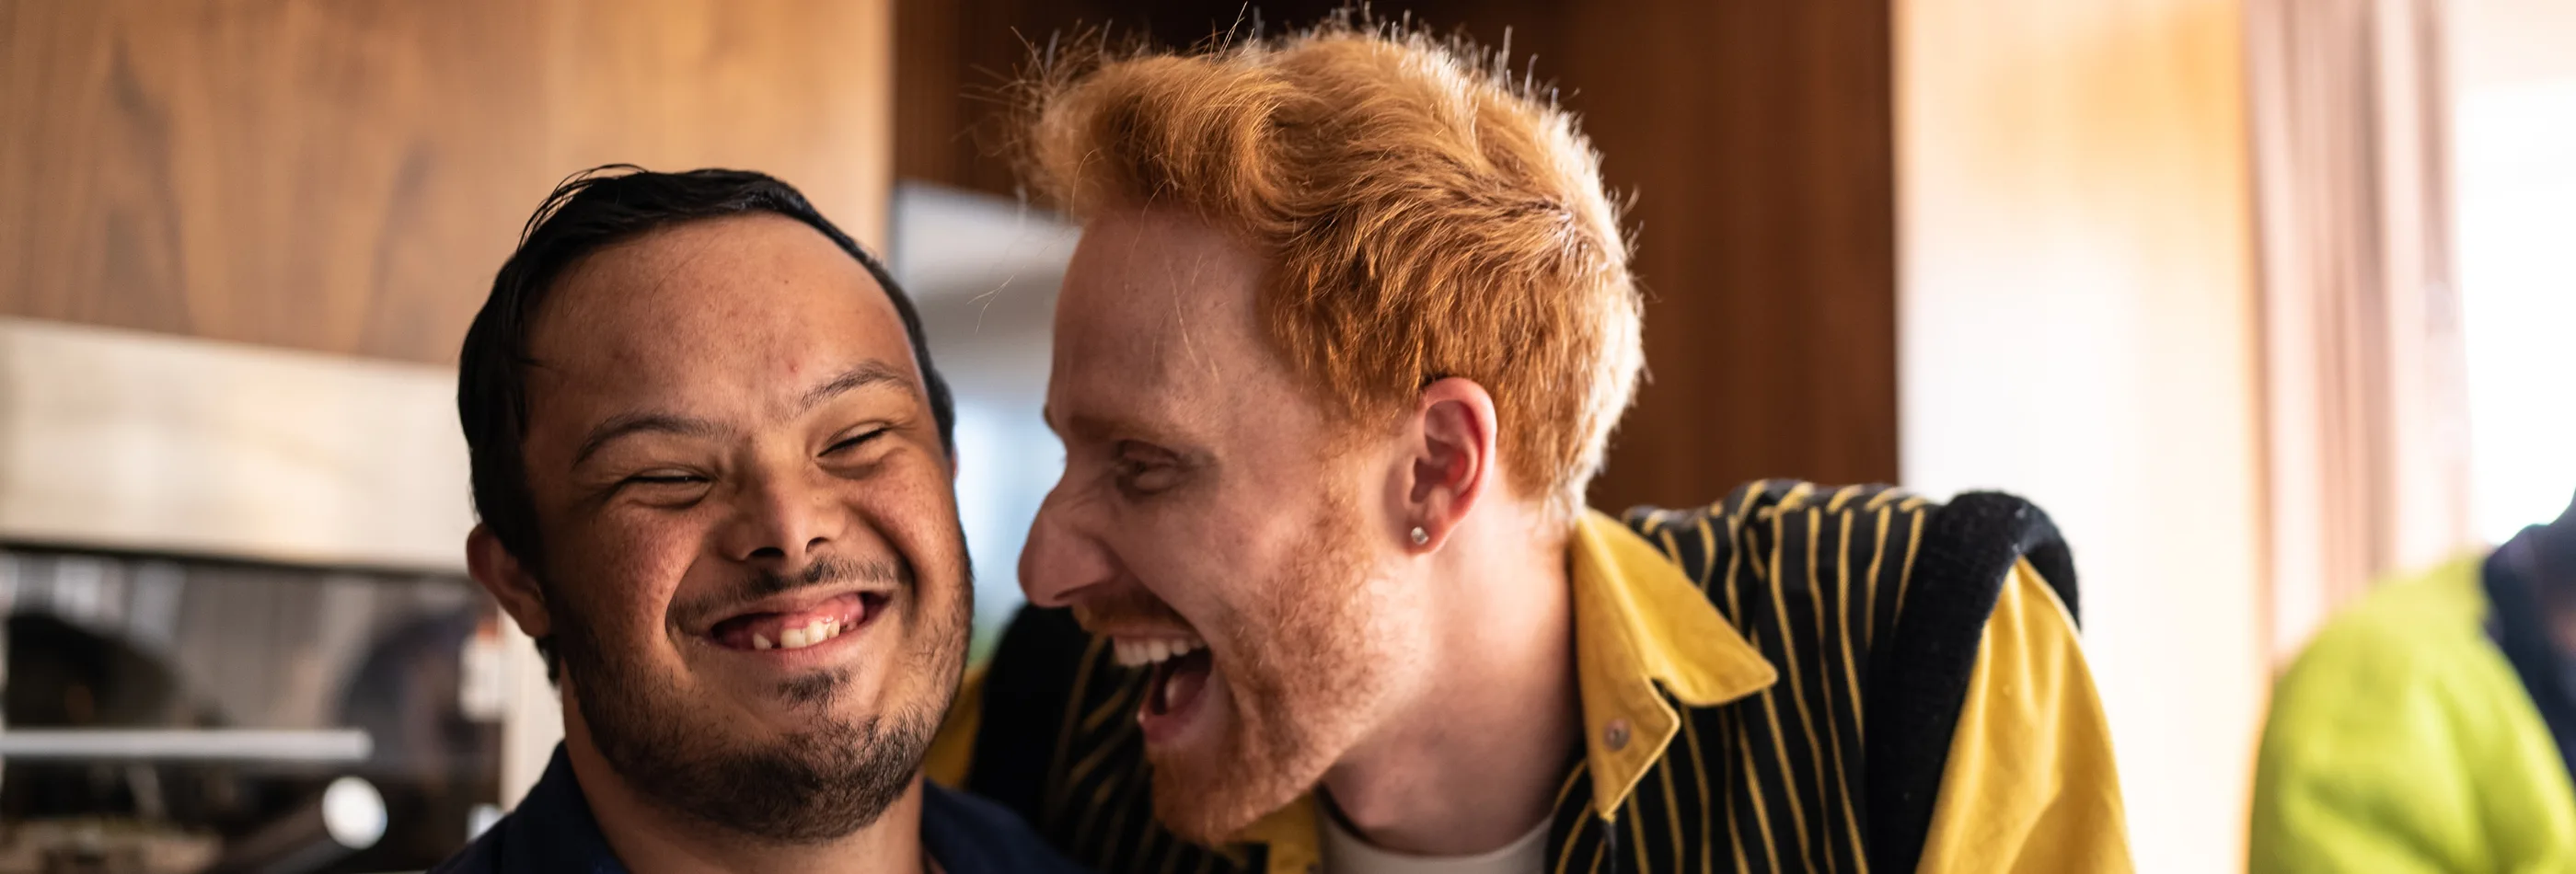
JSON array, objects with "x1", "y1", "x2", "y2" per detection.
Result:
[
  {"x1": 1404, "y1": 378, "x2": 1502, "y2": 551},
  {"x1": 467, "y1": 525, "x2": 551, "y2": 640}
]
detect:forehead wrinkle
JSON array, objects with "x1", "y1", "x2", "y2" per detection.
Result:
[
  {"x1": 635, "y1": 222, "x2": 731, "y2": 305},
  {"x1": 1121, "y1": 212, "x2": 1260, "y2": 391},
  {"x1": 1151, "y1": 225, "x2": 1216, "y2": 386}
]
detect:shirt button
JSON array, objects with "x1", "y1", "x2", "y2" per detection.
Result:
[{"x1": 1603, "y1": 719, "x2": 1631, "y2": 752}]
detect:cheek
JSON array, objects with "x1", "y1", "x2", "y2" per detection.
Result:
[
  {"x1": 1123, "y1": 506, "x2": 1303, "y2": 630},
  {"x1": 554, "y1": 508, "x2": 704, "y2": 637},
  {"x1": 849, "y1": 456, "x2": 968, "y2": 581}
]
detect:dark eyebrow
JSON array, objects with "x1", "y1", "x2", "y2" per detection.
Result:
[
  {"x1": 801, "y1": 361, "x2": 911, "y2": 414},
  {"x1": 572, "y1": 413, "x2": 723, "y2": 466}
]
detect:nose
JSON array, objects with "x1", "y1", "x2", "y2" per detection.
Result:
[
  {"x1": 718, "y1": 466, "x2": 849, "y2": 572},
  {"x1": 1019, "y1": 484, "x2": 1116, "y2": 608}
]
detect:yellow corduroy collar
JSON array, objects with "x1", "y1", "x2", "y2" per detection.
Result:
[{"x1": 1235, "y1": 510, "x2": 1777, "y2": 871}]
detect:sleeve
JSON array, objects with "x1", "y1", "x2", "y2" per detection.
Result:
[
  {"x1": 2246, "y1": 612, "x2": 2486, "y2": 874},
  {"x1": 1912, "y1": 560, "x2": 2133, "y2": 874}
]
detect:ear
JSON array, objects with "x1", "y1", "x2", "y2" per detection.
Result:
[
  {"x1": 1399, "y1": 377, "x2": 1500, "y2": 552},
  {"x1": 468, "y1": 524, "x2": 552, "y2": 641}
]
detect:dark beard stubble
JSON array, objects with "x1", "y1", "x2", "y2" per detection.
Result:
[{"x1": 550, "y1": 552, "x2": 971, "y2": 845}]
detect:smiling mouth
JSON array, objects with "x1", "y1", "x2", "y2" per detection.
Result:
[
  {"x1": 1107, "y1": 633, "x2": 1215, "y2": 724},
  {"x1": 1147, "y1": 648, "x2": 1214, "y2": 718},
  {"x1": 708, "y1": 592, "x2": 888, "y2": 651}
]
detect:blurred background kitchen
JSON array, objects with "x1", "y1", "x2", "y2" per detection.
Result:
[{"x1": 0, "y1": 0, "x2": 2567, "y2": 871}]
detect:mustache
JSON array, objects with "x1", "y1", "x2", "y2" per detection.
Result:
[
  {"x1": 672, "y1": 556, "x2": 913, "y2": 622},
  {"x1": 1071, "y1": 587, "x2": 1190, "y2": 631}
]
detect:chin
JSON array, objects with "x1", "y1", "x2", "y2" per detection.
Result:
[
  {"x1": 1144, "y1": 700, "x2": 1355, "y2": 845},
  {"x1": 1150, "y1": 753, "x2": 1301, "y2": 845}
]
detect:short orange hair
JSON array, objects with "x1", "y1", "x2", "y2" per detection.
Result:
[{"x1": 1021, "y1": 21, "x2": 1642, "y2": 521}]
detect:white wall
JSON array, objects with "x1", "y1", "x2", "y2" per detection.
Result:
[{"x1": 1896, "y1": 1, "x2": 2270, "y2": 871}]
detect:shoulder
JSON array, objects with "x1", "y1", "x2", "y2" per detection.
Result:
[
  {"x1": 426, "y1": 815, "x2": 508, "y2": 874},
  {"x1": 1616, "y1": 480, "x2": 1938, "y2": 604},
  {"x1": 2293, "y1": 557, "x2": 2491, "y2": 668},
  {"x1": 919, "y1": 782, "x2": 1094, "y2": 874},
  {"x1": 1623, "y1": 479, "x2": 2092, "y2": 868},
  {"x1": 2270, "y1": 556, "x2": 2504, "y2": 725},
  {"x1": 1616, "y1": 480, "x2": 2072, "y2": 632}
]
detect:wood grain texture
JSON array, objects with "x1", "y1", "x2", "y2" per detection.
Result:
[
  {"x1": 0, "y1": 0, "x2": 892, "y2": 363},
  {"x1": 1554, "y1": 0, "x2": 1900, "y2": 510},
  {"x1": 895, "y1": 0, "x2": 1900, "y2": 512}
]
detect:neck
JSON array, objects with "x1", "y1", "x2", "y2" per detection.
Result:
[
  {"x1": 1322, "y1": 509, "x2": 1580, "y2": 856},
  {"x1": 560, "y1": 700, "x2": 926, "y2": 874}
]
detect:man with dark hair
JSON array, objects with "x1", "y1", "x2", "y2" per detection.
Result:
[{"x1": 436, "y1": 167, "x2": 1081, "y2": 874}]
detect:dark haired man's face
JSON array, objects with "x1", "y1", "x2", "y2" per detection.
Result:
[{"x1": 495, "y1": 214, "x2": 969, "y2": 843}]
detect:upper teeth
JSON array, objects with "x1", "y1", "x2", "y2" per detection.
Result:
[
  {"x1": 1112, "y1": 636, "x2": 1205, "y2": 668},
  {"x1": 754, "y1": 617, "x2": 842, "y2": 651}
]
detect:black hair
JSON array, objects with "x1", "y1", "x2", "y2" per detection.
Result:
[{"x1": 457, "y1": 167, "x2": 955, "y2": 632}]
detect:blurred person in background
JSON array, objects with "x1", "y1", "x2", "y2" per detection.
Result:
[
  {"x1": 928, "y1": 20, "x2": 2132, "y2": 874},
  {"x1": 2251, "y1": 489, "x2": 2576, "y2": 872},
  {"x1": 438, "y1": 168, "x2": 1081, "y2": 874}
]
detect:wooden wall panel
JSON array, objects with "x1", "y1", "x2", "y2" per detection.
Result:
[
  {"x1": 1556, "y1": 1, "x2": 1900, "y2": 510},
  {"x1": 895, "y1": 0, "x2": 1900, "y2": 512},
  {"x1": 0, "y1": 0, "x2": 892, "y2": 364}
]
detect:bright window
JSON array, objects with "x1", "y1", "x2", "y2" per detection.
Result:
[{"x1": 2457, "y1": 78, "x2": 2576, "y2": 544}]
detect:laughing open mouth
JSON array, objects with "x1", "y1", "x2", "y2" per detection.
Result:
[
  {"x1": 708, "y1": 592, "x2": 889, "y2": 651},
  {"x1": 1114, "y1": 635, "x2": 1215, "y2": 719}
]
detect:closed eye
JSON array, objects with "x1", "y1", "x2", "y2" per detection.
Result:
[
  {"x1": 614, "y1": 470, "x2": 713, "y2": 507},
  {"x1": 1114, "y1": 442, "x2": 1186, "y2": 496},
  {"x1": 825, "y1": 427, "x2": 890, "y2": 456}
]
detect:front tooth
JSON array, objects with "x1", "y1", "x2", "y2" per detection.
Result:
[
  {"x1": 753, "y1": 632, "x2": 775, "y2": 650},
  {"x1": 807, "y1": 619, "x2": 831, "y2": 643},
  {"x1": 781, "y1": 627, "x2": 811, "y2": 649},
  {"x1": 1151, "y1": 639, "x2": 1175, "y2": 663}
]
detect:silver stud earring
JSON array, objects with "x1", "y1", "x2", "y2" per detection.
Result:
[{"x1": 1409, "y1": 526, "x2": 1430, "y2": 546}]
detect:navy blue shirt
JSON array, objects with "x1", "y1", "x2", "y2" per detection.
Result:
[
  {"x1": 433, "y1": 745, "x2": 1089, "y2": 874},
  {"x1": 2486, "y1": 528, "x2": 2576, "y2": 792}
]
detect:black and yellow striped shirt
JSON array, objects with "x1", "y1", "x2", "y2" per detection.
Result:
[{"x1": 929, "y1": 480, "x2": 2131, "y2": 873}]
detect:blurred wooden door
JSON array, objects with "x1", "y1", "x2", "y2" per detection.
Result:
[{"x1": 895, "y1": 0, "x2": 1902, "y2": 510}]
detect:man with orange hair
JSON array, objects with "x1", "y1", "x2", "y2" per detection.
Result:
[{"x1": 928, "y1": 21, "x2": 2131, "y2": 874}]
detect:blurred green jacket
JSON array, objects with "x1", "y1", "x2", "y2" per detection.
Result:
[{"x1": 2251, "y1": 556, "x2": 2576, "y2": 873}]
